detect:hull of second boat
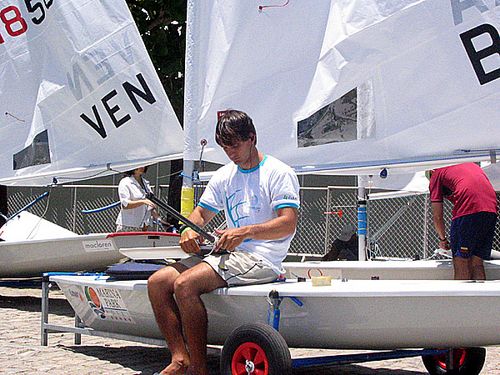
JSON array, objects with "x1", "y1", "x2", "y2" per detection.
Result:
[
  {"x1": 0, "y1": 235, "x2": 121, "y2": 277},
  {"x1": 0, "y1": 232, "x2": 179, "y2": 277}
]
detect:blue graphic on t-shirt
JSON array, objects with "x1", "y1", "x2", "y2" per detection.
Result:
[{"x1": 226, "y1": 190, "x2": 249, "y2": 227}]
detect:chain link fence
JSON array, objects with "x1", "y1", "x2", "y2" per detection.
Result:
[
  {"x1": 368, "y1": 193, "x2": 433, "y2": 259},
  {"x1": 6, "y1": 185, "x2": 500, "y2": 259},
  {"x1": 7, "y1": 185, "x2": 119, "y2": 234}
]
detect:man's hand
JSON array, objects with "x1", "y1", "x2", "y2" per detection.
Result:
[
  {"x1": 214, "y1": 227, "x2": 249, "y2": 252},
  {"x1": 438, "y1": 238, "x2": 450, "y2": 250},
  {"x1": 177, "y1": 206, "x2": 217, "y2": 254},
  {"x1": 179, "y1": 228, "x2": 203, "y2": 254},
  {"x1": 212, "y1": 207, "x2": 297, "y2": 252}
]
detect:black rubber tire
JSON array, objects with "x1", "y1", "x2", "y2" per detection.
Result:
[
  {"x1": 422, "y1": 347, "x2": 486, "y2": 375},
  {"x1": 220, "y1": 323, "x2": 292, "y2": 375}
]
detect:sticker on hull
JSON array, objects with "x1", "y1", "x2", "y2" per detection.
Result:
[
  {"x1": 82, "y1": 239, "x2": 116, "y2": 252},
  {"x1": 84, "y1": 286, "x2": 135, "y2": 324}
]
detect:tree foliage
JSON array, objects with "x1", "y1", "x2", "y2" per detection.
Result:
[
  {"x1": 126, "y1": 1, "x2": 187, "y2": 217},
  {"x1": 127, "y1": 0, "x2": 186, "y2": 122}
]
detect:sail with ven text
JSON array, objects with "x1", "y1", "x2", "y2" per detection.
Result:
[{"x1": 0, "y1": 0, "x2": 183, "y2": 186}]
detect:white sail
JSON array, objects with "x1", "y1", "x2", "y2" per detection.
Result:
[
  {"x1": 184, "y1": 0, "x2": 500, "y2": 175},
  {"x1": 0, "y1": 0, "x2": 183, "y2": 186}
]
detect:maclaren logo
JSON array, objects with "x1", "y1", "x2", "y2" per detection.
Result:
[{"x1": 84, "y1": 286, "x2": 106, "y2": 319}]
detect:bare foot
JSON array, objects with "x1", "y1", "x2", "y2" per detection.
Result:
[{"x1": 159, "y1": 357, "x2": 190, "y2": 375}]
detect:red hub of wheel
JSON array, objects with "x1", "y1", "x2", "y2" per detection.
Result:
[
  {"x1": 435, "y1": 348, "x2": 467, "y2": 370},
  {"x1": 231, "y1": 342, "x2": 269, "y2": 375}
]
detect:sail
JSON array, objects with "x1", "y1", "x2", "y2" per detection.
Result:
[
  {"x1": 184, "y1": 0, "x2": 499, "y2": 175},
  {"x1": 0, "y1": 0, "x2": 183, "y2": 186}
]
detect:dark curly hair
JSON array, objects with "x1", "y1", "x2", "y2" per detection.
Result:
[
  {"x1": 215, "y1": 110, "x2": 257, "y2": 147},
  {"x1": 124, "y1": 166, "x2": 149, "y2": 177}
]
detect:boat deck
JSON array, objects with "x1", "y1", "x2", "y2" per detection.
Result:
[{"x1": 51, "y1": 275, "x2": 500, "y2": 298}]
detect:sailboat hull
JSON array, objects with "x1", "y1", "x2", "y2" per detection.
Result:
[
  {"x1": 0, "y1": 234, "x2": 180, "y2": 278},
  {"x1": 0, "y1": 211, "x2": 180, "y2": 277},
  {"x1": 53, "y1": 275, "x2": 500, "y2": 349}
]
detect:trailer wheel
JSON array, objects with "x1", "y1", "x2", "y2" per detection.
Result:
[
  {"x1": 422, "y1": 347, "x2": 486, "y2": 375},
  {"x1": 220, "y1": 323, "x2": 291, "y2": 375}
]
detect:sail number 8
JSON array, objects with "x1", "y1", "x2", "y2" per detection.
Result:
[{"x1": 0, "y1": 1, "x2": 53, "y2": 44}]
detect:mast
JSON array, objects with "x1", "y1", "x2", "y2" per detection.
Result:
[
  {"x1": 180, "y1": 161, "x2": 195, "y2": 219},
  {"x1": 357, "y1": 176, "x2": 368, "y2": 261},
  {"x1": 181, "y1": 0, "x2": 202, "y2": 219}
]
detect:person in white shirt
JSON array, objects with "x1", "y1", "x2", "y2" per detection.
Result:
[
  {"x1": 148, "y1": 110, "x2": 299, "y2": 375},
  {"x1": 115, "y1": 166, "x2": 159, "y2": 232}
]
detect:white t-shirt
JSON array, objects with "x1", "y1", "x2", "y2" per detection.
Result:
[
  {"x1": 115, "y1": 176, "x2": 153, "y2": 228},
  {"x1": 199, "y1": 155, "x2": 300, "y2": 274}
]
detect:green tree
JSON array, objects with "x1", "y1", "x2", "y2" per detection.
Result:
[
  {"x1": 127, "y1": 0, "x2": 186, "y2": 120},
  {"x1": 127, "y1": 0, "x2": 187, "y2": 219}
]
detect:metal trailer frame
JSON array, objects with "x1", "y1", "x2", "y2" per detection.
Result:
[
  {"x1": 40, "y1": 272, "x2": 453, "y2": 372},
  {"x1": 40, "y1": 272, "x2": 167, "y2": 348}
]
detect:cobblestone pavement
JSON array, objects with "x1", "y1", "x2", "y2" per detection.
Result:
[{"x1": 0, "y1": 284, "x2": 498, "y2": 374}]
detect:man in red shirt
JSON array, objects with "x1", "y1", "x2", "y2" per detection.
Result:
[{"x1": 429, "y1": 163, "x2": 497, "y2": 279}]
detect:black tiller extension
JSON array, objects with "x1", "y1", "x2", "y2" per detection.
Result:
[{"x1": 146, "y1": 193, "x2": 216, "y2": 243}]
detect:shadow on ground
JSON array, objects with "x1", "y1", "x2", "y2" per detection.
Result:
[
  {"x1": 62, "y1": 345, "x2": 426, "y2": 375},
  {"x1": 63, "y1": 345, "x2": 220, "y2": 375},
  {"x1": 0, "y1": 295, "x2": 74, "y2": 317}
]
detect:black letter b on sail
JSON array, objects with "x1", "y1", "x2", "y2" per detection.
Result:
[{"x1": 460, "y1": 24, "x2": 500, "y2": 85}]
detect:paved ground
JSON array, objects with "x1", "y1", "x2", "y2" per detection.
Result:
[{"x1": 0, "y1": 282, "x2": 498, "y2": 374}]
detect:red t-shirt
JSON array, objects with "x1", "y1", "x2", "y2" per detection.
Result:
[{"x1": 429, "y1": 163, "x2": 497, "y2": 220}]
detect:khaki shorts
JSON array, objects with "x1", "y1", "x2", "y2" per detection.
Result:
[{"x1": 178, "y1": 252, "x2": 279, "y2": 287}]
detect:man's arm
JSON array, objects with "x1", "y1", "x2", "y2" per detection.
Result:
[
  {"x1": 214, "y1": 207, "x2": 298, "y2": 251},
  {"x1": 431, "y1": 202, "x2": 449, "y2": 249},
  {"x1": 179, "y1": 206, "x2": 217, "y2": 253}
]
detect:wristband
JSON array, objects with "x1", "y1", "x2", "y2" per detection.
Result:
[{"x1": 180, "y1": 225, "x2": 193, "y2": 235}]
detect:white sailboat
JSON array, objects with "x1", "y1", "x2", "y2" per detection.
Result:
[
  {"x1": 53, "y1": 274, "x2": 500, "y2": 350},
  {"x1": 0, "y1": 0, "x2": 184, "y2": 277},
  {"x1": 0, "y1": 211, "x2": 180, "y2": 277},
  {"x1": 42, "y1": 1, "x2": 500, "y2": 374}
]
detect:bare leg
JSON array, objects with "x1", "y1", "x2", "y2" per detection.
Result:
[
  {"x1": 148, "y1": 264, "x2": 190, "y2": 375},
  {"x1": 174, "y1": 263, "x2": 227, "y2": 375},
  {"x1": 471, "y1": 255, "x2": 486, "y2": 280},
  {"x1": 453, "y1": 256, "x2": 472, "y2": 280}
]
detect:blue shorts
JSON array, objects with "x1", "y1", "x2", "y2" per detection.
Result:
[{"x1": 450, "y1": 212, "x2": 497, "y2": 260}]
